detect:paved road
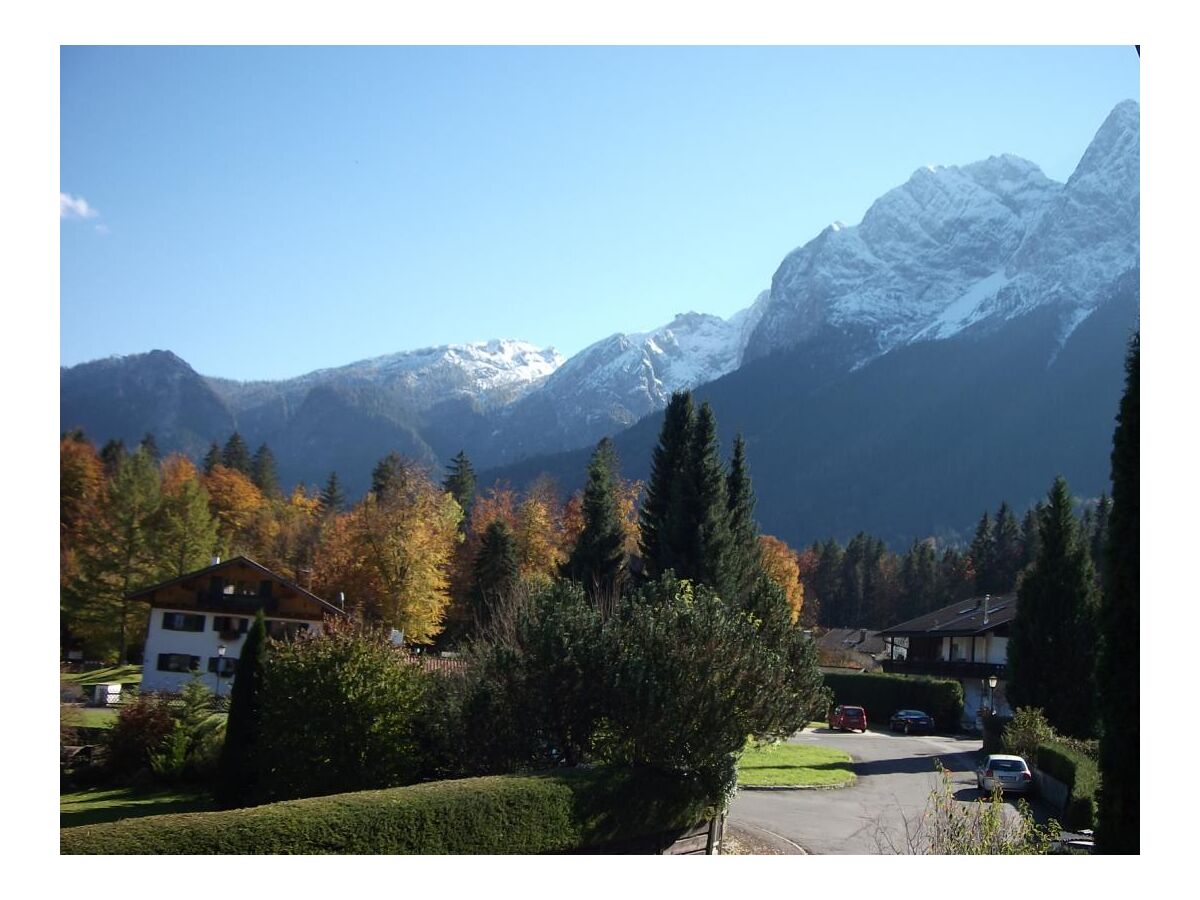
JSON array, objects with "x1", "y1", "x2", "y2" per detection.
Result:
[{"x1": 730, "y1": 727, "x2": 1028, "y2": 854}]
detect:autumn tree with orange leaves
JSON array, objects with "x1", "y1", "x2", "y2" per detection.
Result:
[{"x1": 758, "y1": 535, "x2": 805, "y2": 624}]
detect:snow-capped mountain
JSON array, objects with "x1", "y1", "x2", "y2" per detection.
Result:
[
  {"x1": 210, "y1": 339, "x2": 564, "y2": 416},
  {"x1": 744, "y1": 101, "x2": 1138, "y2": 363}
]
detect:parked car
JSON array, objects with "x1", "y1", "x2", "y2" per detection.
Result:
[
  {"x1": 828, "y1": 705, "x2": 868, "y2": 732},
  {"x1": 975, "y1": 754, "x2": 1033, "y2": 795},
  {"x1": 889, "y1": 709, "x2": 935, "y2": 734}
]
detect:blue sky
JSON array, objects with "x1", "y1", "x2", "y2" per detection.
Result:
[{"x1": 60, "y1": 46, "x2": 1139, "y2": 381}]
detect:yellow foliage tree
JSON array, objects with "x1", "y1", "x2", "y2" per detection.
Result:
[
  {"x1": 759, "y1": 534, "x2": 805, "y2": 624},
  {"x1": 205, "y1": 464, "x2": 266, "y2": 555}
]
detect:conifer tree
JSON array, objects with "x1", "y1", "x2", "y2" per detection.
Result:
[
  {"x1": 639, "y1": 391, "x2": 695, "y2": 579},
  {"x1": 900, "y1": 539, "x2": 940, "y2": 621},
  {"x1": 371, "y1": 451, "x2": 412, "y2": 499},
  {"x1": 992, "y1": 502, "x2": 1023, "y2": 594},
  {"x1": 250, "y1": 443, "x2": 281, "y2": 498},
  {"x1": 442, "y1": 450, "x2": 477, "y2": 524},
  {"x1": 564, "y1": 438, "x2": 626, "y2": 598},
  {"x1": 73, "y1": 448, "x2": 162, "y2": 661},
  {"x1": 1020, "y1": 503, "x2": 1043, "y2": 569},
  {"x1": 155, "y1": 456, "x2": 219, "y2": 577},
  {"x1": 687, "y1": 402, "x2": 733, "y2": 595},
  {"x1": 472, "y1": 520, "x2": 520, "y2": 631},
  {"x1": 100, "y1": 438, "x2": 127, "y2": 477},
  {"x1": 319, "y1": 471, "x2": 345, "y2": 514},
  {"x1": 1007, "y1": 476, "x2": 1100, "y2": 738},
  {"x1": 813, "y1": 539, "x2": 846, "y2": 627},
  {"x1": 968, "y1": 511, "x2": 997, "y2": 596},
  {"x1": 1090, "y1": 494, "x2": 1112, "y2": 587},
  {"x1": 139, "y1": 432, "x2": 160, "y2": 461},
  {"x1": 215, "y1": 610, "x2": 266, "y2": 808},
  {"x1": 725, "y1": 433, "x2": 761, "y2": 604},
  {"x1": 202, "y1": 442, "x2": 221, "y2": 476},
  {"x1": 221, "y1": 432, "x2": 252, "y2": 475},
  {"x1": 1097, "y1": 334, "x2": 1138, "y2": 854}
]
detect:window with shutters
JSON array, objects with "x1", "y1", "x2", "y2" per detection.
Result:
[
  {"x1": 157, "y1": 653, "x2": 201, "y2": 672},
  {"x1": 162, "y1": 612, "x2": 205, "y2": 632}
]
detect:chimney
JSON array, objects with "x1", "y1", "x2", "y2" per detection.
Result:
[
  {"x1": 982, "y1": 594, "x2": 990, "y2": 626},
  {"x1": 859, "y1": 628, "x2": 867, "y2": 644},
  {"x1": 210, "y1": 555, "x2": 221, "y2": 566},
  {"x1": 338, "y1": 592, "x2": 345, "y2": 610}
]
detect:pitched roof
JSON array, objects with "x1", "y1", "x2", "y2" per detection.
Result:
[
  {"x1": 815, "y1": 628, "x2": 890, "y2": 656},
  {"x1": 878, "y1": 594, "x2": 1016, "y2": 637},
  {"x1": 126, "y1": 555, "x2": 345, "y2": 617}
]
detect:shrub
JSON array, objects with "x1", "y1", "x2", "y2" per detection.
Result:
[
  {"x1": 255, "y1": 618, "x2": 429, "y2": 803},
  {"x1": 823, "y1": 671, "x2": 964, "y2": 731},
  {"x1": 61, "y1": 768, "x2": 713, "y2": 855},
  {"x1": 105, "y1": 693, "x2": 175, "y2": 777},
  {"x1": 981, "y1": 711, "x2": 1011, "y2": 755},
  {"x1": 1003, "y1": 707, "x2": 1054, "y2": 762},
  {"x1": 1036, "y1": 742, "x2": 1100, "y2": 829}
]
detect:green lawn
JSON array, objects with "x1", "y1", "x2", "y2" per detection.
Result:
[
  {"x1": 738, "y1": 742, "x2": 856, "y2": 788},
  {"x1": 63, "y1": 707, "x2": 119, "y2": 729},
  {"x1": 62, "y1": 665, "x2": 143, "y2": 686},
  {"x1": 60, "y1": 787, "x2": 214, "y2": 829}
]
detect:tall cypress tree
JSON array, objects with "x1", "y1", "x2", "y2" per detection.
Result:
[
  {"x1": 215, "y1": 610, "x2": 267, "y2": 808},
  {"x1": 1007, "y1": 476, "x2": 1100, "y2": 738},
  {"x1": 1097, "y1": 334, "x2": 1138, "y2": 854},
  {"x1": 639, "y1": 391, "x2": 695, "y2": 579},
  {"x1": 687, "y1": 402, "x2": 733, "y2": 594},
  {"x1": 472, "y1": 520, "x2": 520, "y2": 631},
  {"x1": 564, "y1": 438, "x2": 626, "y2": 598},
  {"x1": 250, "y1": 443, "x2": 281, "y2": 498},
  {"x1": 725, "y1": 433, "x2": 761, "y2": 604},
  {"x1": 442, "y1": 450, "x2": 477, "y2": 523},
  {"x1": 202, "y1": 442, "x2": 221, "y2": 476},
  {"x1": 221, "y1": 432, "x2": 252, "y2": 475},
  {"x1": 319, "y1": 471, "x2": 345, "y2": 514}
]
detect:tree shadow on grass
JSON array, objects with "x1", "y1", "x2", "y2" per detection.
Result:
[{"x1": 60, "y1": 791, "x2": 214, "y2": 829}]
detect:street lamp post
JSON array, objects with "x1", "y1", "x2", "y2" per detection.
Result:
[
  {"x1": 216, "y1": 644, "x2": 227, "y2": 698},
  {"x1": 987, "y1": 674, "x2": 998, "y2": 714}
]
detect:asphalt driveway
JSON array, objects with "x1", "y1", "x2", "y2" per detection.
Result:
[{"x1": 730, "y1": 727, "x2": 1039, "y2": 854}]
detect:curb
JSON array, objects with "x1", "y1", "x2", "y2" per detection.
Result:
[{"x1": 738, "y1": 779, "x2": 856, "y2": 792}]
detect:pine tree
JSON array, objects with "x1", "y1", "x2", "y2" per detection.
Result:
[
  {"x1": 639, "y1": 391, "x2": 695, "y2": 579},
  {"x1": 99, "y1": 439, "x2": 126, "y2": 477},
  {"x1": 202, "y1": 442, "x2": 221, "y2": 476},
  {"x1": 900, "y1": 539, "x2": 940, "y2": 621},
  {"x1": 1090, "y1": 494, "x2": 1112, "y2": 587},
  {"x1": 139, "y1": 432, "x2": 160, "y2": 461},
  {"x1": 472, "y1": 520, "x2": 520, "y2": 631},
  {"x1": 725, "y1": 433, "x2": 761, "y2": 605},
  {"x1": 442, "y1": 450, "x2": 477, "y2": 524},
  {"x1": 813, "y1": 539, "x2": 846, "y2": 627},
  {"x1": 564, "y1": 438, "x2": 626, "y2": 598},
  {"x1": 968, "y1": 511, "x2": 997, "y2": 596},
  {"x1": 371, "y1": 451, "x2": 412, "y2": 499},
  {"x1": 319, "y1": 471, "x2": 345, "y2": 514},
  {"x1": 250, "y1": 443, "x2": 281, "y2": 498},
  {"x1": 686, "y1": 402, "x2": 733, "y2": 595},
  {"x1": 1020, "y1": 503, "x2": 1043, "y2": 569},
  {"x1": 992, "y1": 502, "x2": 1023, "y2": 594},
  {"x1": 221, "y1": 432, "x2": 252, "y2": 475},
  {"x1": 215, "y1": 610, "x2": 266, "y2": 808},
  {"x1": 1007, "y1": 476, "x2": 1100, "y2": 738},
  {"x1": 1097, "y1": 334, "x2": 1138, "y2": 854}
]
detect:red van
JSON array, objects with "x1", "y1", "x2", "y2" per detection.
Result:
[{"x1": 829, "y1": 705, "x2": 868, "y2": 733}]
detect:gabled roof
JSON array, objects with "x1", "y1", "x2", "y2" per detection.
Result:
[
  {"x1": 126, "y1": 555, "x2": 345, "y2": 617},
  {"x1": 878, "y1": 594, "x2": 1016, "y2": 637}
]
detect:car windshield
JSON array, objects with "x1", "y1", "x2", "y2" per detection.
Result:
[
  {"x1": 991, "y1": 760, "x2": 1024, "y2": 772},
  {"x1": 845, "y1": 708, "x2": 863, "y2": 715}
]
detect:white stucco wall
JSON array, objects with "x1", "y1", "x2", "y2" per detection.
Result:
[{"x1": 141, "y1": 607, "x2": 323, "y2": 694}]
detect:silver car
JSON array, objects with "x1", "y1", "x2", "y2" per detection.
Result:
[{"x1": 975, "y1": 754, "x2": 1033, "y2": 794}]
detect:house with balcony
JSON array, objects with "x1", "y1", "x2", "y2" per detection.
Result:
[
  {"x1": 815, "y1": 628, "x2": 896, "y2": 672},
  {"x1": 131, "y1": 556, "x2": 344, "y2": 694},
  {"x1": 877, "y1": 594, "x2": 1015, "y2": 729}
]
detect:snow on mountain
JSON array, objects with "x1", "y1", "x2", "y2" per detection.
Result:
[
  {"x1": 525, "y1": 292, "x2": 770, "y2": 432},
  {"x1": 211, "y1": 339, "x2": 564, "y2": 414},
  {"x1": 744, "y1": 101, "x2": 1138, "y2": 365}
]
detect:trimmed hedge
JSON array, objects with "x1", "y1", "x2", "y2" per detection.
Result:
[
  {"x1": 1036, "y1": 742, "x2": 1100, "y2": 829},
  {"x1": 61, "y1": 768, "x2": 713, "y2": 855},
  {"x1": 823, "y1": 671, "x2": 964, "y2": 732}
]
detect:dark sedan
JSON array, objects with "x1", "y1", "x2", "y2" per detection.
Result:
[{"x1": 889, "y1": 709, "x2": 935, "y2": 734}]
